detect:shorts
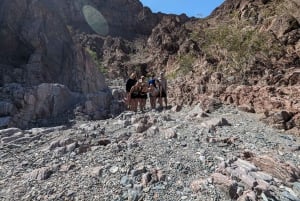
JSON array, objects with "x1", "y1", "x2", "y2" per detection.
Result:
[
  {"x1": 139, "y1": 93, "x2": 148, "y2": 99},
  {"x1": 131, "y1": 92, "x2": 139, "y2": 99},
  {"x1": 159, "y1": 90, "x2": 167, "y2": 98}
]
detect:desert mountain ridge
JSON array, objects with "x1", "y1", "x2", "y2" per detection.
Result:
[{"x1": 0, "y1": 0, "x2": 299, "y2": 135}]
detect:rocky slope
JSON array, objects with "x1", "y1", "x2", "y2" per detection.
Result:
[
  {"x1": 0, "y1": 0, "x2": 299, "y2": 200},
  {"x1": 2, "y1": 0, "x2": 298, "y2": 132},
  {"x1": 77, "y1": 0, "x2": 300, "y2": 134},
  {"x1": 0, "y1": 103, "x2": 299, "y2": 200}
]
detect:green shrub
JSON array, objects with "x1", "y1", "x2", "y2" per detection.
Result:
[
  {"x1": 178, "y1": 54, "x2": 196, "y2": 75},
  {"x1": 85, "y1": 47, "x2": 108, "y2": 74}
]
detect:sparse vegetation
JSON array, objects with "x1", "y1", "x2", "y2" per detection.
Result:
[
  {"x1": 195, "y1": 22, "x2": 283, "y2": 79},
  {"x1": 178, "y1": 54, "x2": 197, "y2": 75},
  {"x1": 85, "y1": 47, "x2": 108, "y2": 75}
]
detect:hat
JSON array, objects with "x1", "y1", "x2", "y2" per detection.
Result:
[{"x1": 138, "y1": 79, "x2": 143, "y2": 83}]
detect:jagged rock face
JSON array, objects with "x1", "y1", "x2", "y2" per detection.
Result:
[
  {"x1": 0, "y1": 0, "x2": 115, "y2": 128},
  {"x1": 0, "y1": 0, "x2": 108, "y2": 93}
]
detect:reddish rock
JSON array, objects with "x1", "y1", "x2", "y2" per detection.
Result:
[
  {"x1": 211, "y1": 173, "x2": 234, "y2": 186},
  {"x1": 251, "y1": 155, "x2": 300, "y2": 182},
  {"x1": 237, "y1": 190, "x2": 257, "y2": 201}
]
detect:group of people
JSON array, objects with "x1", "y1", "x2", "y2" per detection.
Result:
[{"x1": 125, "y1": 72, "x2": 167, "y2": 112}]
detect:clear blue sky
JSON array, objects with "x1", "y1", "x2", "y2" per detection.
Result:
[{"x1": 140, "y1": 0, "x2": 225, "y2": 17}]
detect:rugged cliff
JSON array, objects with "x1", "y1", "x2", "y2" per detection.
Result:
[
  {"x1": 0, "y1": 0, "x2": 159, "y2": 128},
  {"x1": 0, "y1": 0, "x2": 299, "y2": 133}
]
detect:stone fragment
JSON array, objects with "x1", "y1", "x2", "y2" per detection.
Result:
[
  {"x1": 171, "y1": 105, "x2": 182, "y2": 112},
  {"x1": 157, "y1": 169, "x2": 166, "y2": 181},
  {"x1": 190, "y1": 179, "x2": 206, "y2": 192},
  {"x1": 254, "y1": 179, "x2": 270, "y2": 192},
  {"x1": 59, "y1": 164, "x2": 76, "y2": 172},
  {"x1": 233, "y1": 158, "x2": 258, "y2": 172},
  {"x1": 237, "y1": 104, "x2": 255, "y2": 113},
  {"x1": 131, "y1": 166, "x2": 146, "y2": 176},
  {"x1": 135, "y1": 122, "x2": 151, "y2": 133},
  {"x1": 240, "y1": 174, "x2": 258, "y2": 188},
  {"x1": 97, "y1": 138, "x2": 111, "y2": 146},
  {"x1": 211, "y1": 173, "x2": 234, "y2": 186},
  {"x1": 0, "y1": 128, "x2": 21, "y2": 138},
  {"x1": 109, "y1": 166, "x2": 119, "y2": 174},
  {"x1": 227, "y1": 166, "x2": 248, "y2": 178},
  {"x1": 141, "y1": 172, "x2": 151, "y2": 187},
  {"x1": 163, "y1": 128, "x2": 177, "y2": 139},
  {"x1": 66, "y1": 142, "x2": 77, "y2": 152},
  {"x1": 251, "y1": 155, "x2": 300, "y2": 182},
  {"x1": 27, "y1": 167, "x2": 53, "y2": 180},
  {"x1": 120, "y1": 176, "x2": 133, "y2": 187},
  {"x1": 59, "y1": 138, "x2": 74, "y2": 146},
  {"x1": 293, "y1": 182, "x2": 300, "y2": 197},
  {"x1": 146, "y1": 126, "x2": 159, "y2": 136},
  {"x1": 1, "y1": 132, "x2": 24, "y2": 143},
  {"x1": 237, "y1": 190, "x2": 257, "y2": 201},
  {"x1": 12, "y1": 137, "x2": 34, "y2": 144},
  {"x1": 54, "y1": 147, "x2": 66, "y2": 155},
  {"x1": 249, "y1": 171, "x2": 273, "y2": 182},
  {"x1": 201, "y1": 117, "x2": 231, "y2": 131},
  {"x1": 90, "y1": 166, "x2": 103, "y2": 177},
  {"x1": 48, "y1": 140, "x2": 60, "y2": 150}
]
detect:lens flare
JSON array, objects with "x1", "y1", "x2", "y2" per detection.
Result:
[{"x1": 82, "y1": 5, "x2": 109, "y2": 36}]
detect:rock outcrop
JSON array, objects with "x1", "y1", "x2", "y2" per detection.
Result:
[{"x1": 0, "y1": 0, "x2": 114, "y2": 128}]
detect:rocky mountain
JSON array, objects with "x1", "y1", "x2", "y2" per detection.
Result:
[
  {"x1": 0, "y1": 0, "x2": 162, "y2": 129},
  {"x1": 0, "y1": 0, "x2": 300, "y2": 200},
  {"x1": 82, "y1": 0, "x2": 300, "y2": 134},
  {"x1": 0, "y1": 0, "x2": 299, "y2": 132}
]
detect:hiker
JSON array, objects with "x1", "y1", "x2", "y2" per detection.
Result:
[
  {"x1": 129, "y1": 81, "x2": 141, "y2": 112},
  {"x1": 148, "y1": 74, "x2": 159, "y2": 109},
  {"x1": 158, "y1": 72, "x2": 168, "y2": 109},
  {"x1": 148, "y1": 73, "x2": 157, "y2": 88},
  {"x1": 155, "y1": 78, "x2": 163, "y2": 109},
  {"x1": 125, "y1": 72, "x2": 137, "y2": 110},
  {"x1": 139, "y1": 76, "x2": 148, "y2": 112}
]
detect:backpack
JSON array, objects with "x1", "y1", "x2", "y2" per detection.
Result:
[{"x1": 148, "y1": 79, "x2": 156, "y2": 88}]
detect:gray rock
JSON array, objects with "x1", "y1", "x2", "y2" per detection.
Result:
[
  {"x1": 0, "y1": 128, "x2": 21, "y2": 138},
  {"x1": 27, "y1": 167, "x2": 53, "y2": 180}
]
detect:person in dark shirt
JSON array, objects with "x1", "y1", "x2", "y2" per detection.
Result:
[{"x1": 125, "y1": 72, "x2": 137, "y2": 110}]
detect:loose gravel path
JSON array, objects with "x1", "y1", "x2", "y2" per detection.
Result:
[{"x1": 0, "y1": 105, "x2": 299, "y2": 201}]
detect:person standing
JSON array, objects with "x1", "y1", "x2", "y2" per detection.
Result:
[
  {"x1": 139, "y1": 76, "x2": 148, "y2": 112},
  {"x1": 125, "y1": 73, "x2": 137, "y2": 110},
  {"x1": 129, "y1": 81, "x2": 142, "y2": 112},
  {"x1": 159, "y1": 72, "x2": 168, "y2": 109},
  {"x1": 148, "y1": 73, "x2": 158, "y2": 110}
]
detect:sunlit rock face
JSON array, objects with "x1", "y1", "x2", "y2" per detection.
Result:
[{"x1": 0, "y1": 0, "x2": 114, "y2": 128}]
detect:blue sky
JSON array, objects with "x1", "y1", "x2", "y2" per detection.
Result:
[{"x1": 140, "y1": 0, "x2": 225, "y2": 17}]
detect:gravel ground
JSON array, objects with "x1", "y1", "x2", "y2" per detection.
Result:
[{"x1": 0, "y1": 104, "x2": 299, "y2": 201}]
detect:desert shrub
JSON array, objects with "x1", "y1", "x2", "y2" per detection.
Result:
[
  {"x1": 85, "y1": 47, "x2": 108, "y2": 74},
  {"x1": 178, "y1": 54, "x2": 197, "y2": 75}
]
